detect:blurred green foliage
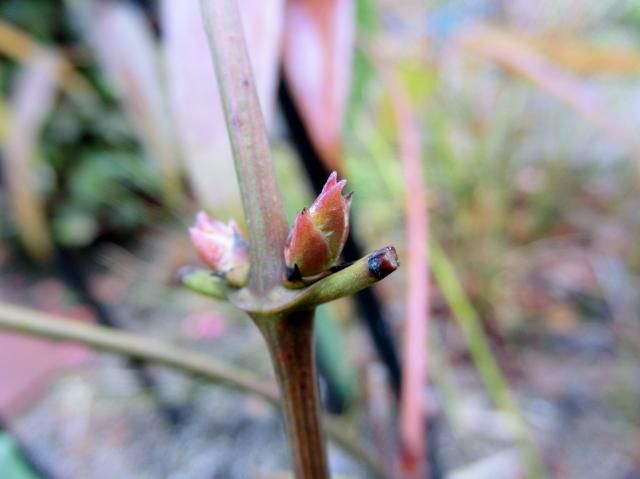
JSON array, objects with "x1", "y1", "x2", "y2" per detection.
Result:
[{"x1": 0, "y1": 0, "x2": 166, "y2": 249}]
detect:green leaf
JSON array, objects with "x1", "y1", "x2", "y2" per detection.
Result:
[{"x1": 0, "y1": 434, "x2": 40, "y2": 479}]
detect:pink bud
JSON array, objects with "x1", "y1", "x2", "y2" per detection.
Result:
[
  {"x1": 284, "y1": 172, "x2": 352, "y2": 278},
  {"x1": 189, "y1": 211, "x2": 249, "y2": 287}
]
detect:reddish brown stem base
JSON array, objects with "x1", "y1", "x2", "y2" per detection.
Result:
[{"x1": 255, "y1": 310, "x2": 329, "y2": 479}]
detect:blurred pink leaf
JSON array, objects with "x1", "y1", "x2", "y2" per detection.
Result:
[
  {"x1": 282, "y1": 0, "x2": 355, "y2": 172},
  {"x1": 91, "y1": 2, "x2": 182, "y2": 205},
  {"x1": 181, "y1": 311, "x2": 227, "y2": 340},
  {"x1": 0, "y1": 51, "x2": 57, "y2": 261},
  {"x1": 457, "y1": 25, "x2": 640, "y2": 163},
  {"x1": 161, "y1": 0, "x2": 283, "y2": 212},
  {"x1": 393, "y1": 84, "x2": 429, "y2": 479}
]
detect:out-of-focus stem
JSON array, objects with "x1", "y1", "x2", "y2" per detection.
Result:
[
  {"x1": 391, "y1": 83, "x2": 429, "y2": 478},
  {"x1": 0, "y1": 302, "x2": 278, "y2": 399},
  {"x1": 0, "y1": 302, "x2": 387, "y2": 476},
  {"x1": 177, "y1": 266, "x2": 228, "y2": 300},
  {"x1": 199, "y1": 0, "x2": 288, "y2": 295},
  {"x1": 256, "y1": 311, "x2": 329, "y2": 479}
]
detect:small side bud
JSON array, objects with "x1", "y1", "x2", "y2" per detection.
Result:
[
  {"x1": 189, "y1": 211, "x2": 249, "y2": 287},
  {"x1": 284, "y1": 172, "x2": 352, "y2": 278}
]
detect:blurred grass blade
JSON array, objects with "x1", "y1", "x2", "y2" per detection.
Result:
[
  {"x1": 351, "y1": 81, "x2": 544, "y2": 476},
  {"x1": 391, "y1": 83, "x2": 429, "y2": 478},
  {"x1": 0, "y1": 19, "x2": 40, "y2": 61},
  {"x1": 430, "y1": 239, "x2": 545, "y2": 479},
  {"x1": 161, "y1": 0, "x2": 283, "y2": 213},
  {"x1": 457, "y1": 25, "x2": 640, "y2": 164},
  {"x1": 0, "y1": 18, "x2": 94, "y2": 104},
  {"x1": 315, "y1": 305, "x2": 357, "y2": 410},
  {"x1": 517, "y1": 33, "x2": 640, "y2": 76},
  {"x1": 0, "y1": 51, "x2": 57, "y2": 262},
  {"x1": 91, "y1": 2, "x2": 182, "y2": 206},
  {"x1": 282, "y1": 0, "x2": 355, "y2": 172}
]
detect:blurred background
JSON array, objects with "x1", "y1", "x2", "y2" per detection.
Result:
[{"x1": 0, "y1": 0, "x2": 639, "y2": 478}]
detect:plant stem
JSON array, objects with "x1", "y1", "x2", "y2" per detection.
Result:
[
  {"x1": 256, "y1": 311, "x2": 329, "y2": 479},
  {"x1": 177, "y1": 266, "x2": 228, "y2": 300},
  {"x1": 0, "y1": 302, "x2": 278, "y2": 400},
  {"x1": 199, "y1": 0, "x2": 288, "y2": 294}
]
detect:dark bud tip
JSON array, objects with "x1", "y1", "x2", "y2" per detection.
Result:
[
  {"x1": 286, "y1": 264, "x2": 303, "y2": 282},
  {"x1": 176, "y1": 265, "x2": 198, "y2": 284},
  {"x1": 367, "y1": 246, "x2": 399, "y2": 280}
]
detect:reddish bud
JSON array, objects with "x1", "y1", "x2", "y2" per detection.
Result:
[
  {"x1": 189, "y1": 211, "x2": 249, "y2": 287},
  {"x1": 284, "y1": 172, "x2": 352, "y2": 278}
]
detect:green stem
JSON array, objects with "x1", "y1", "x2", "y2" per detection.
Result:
[
  {"x1": 228, "y1": 247, "x2": 400, "y2": 315},
  {"x1": 256, "y1": 311, "x2": 329, "y2": 479},
  {"x1": 199, "y1": 0, "x2": 288, "y2": 295},
  {"x1": 177, "y1": 266, "x2": 228, "y2": 300},
  {"x1": 284, "y1": 246, "x2": 399, "y2": 310}
]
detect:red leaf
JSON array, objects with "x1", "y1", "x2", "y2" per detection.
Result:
[{"x1": 282, "y1": 0, "x2": 355, "y2": 172}]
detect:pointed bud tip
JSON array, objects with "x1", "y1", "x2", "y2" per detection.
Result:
[
  {"x1": 285, "y1": 264, "x2": 303, "y2": 282},
  {"x1": 321, "y1": 171, "x2": 345, "y2": 194},
  {"x1": 194, "y1": 211, "x2": 209, "y2": 229},
  {"x1": 345, "y1": 191, "x2": 354, "y2": 206}
]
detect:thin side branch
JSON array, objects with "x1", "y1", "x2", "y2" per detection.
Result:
[
  {"x1": 177, "y1": 266, "x2": 228, "y2": 300},
  {"x1": 283, "y1": 246, "x2": 399, "y2": 312},
  {"x1": 227, "y1": 247, "x2": 399, "y2": 314},
  {"x1": 0, "y1": 302, "x2": 387, "y2": 478},
  {"x1": 0, "y1": 302, "x2": 277, "y2": 400}
]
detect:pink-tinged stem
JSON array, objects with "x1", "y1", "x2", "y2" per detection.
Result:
[
  {"x1": 199, "y1": 0, "x2": 288, "y2": 295},
  {"x1": 393, "y1": 85, "x2": 429, "y2": 479},
  {"x1": 256, "y1": 311, "x2": 329, "y2": 479}
]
